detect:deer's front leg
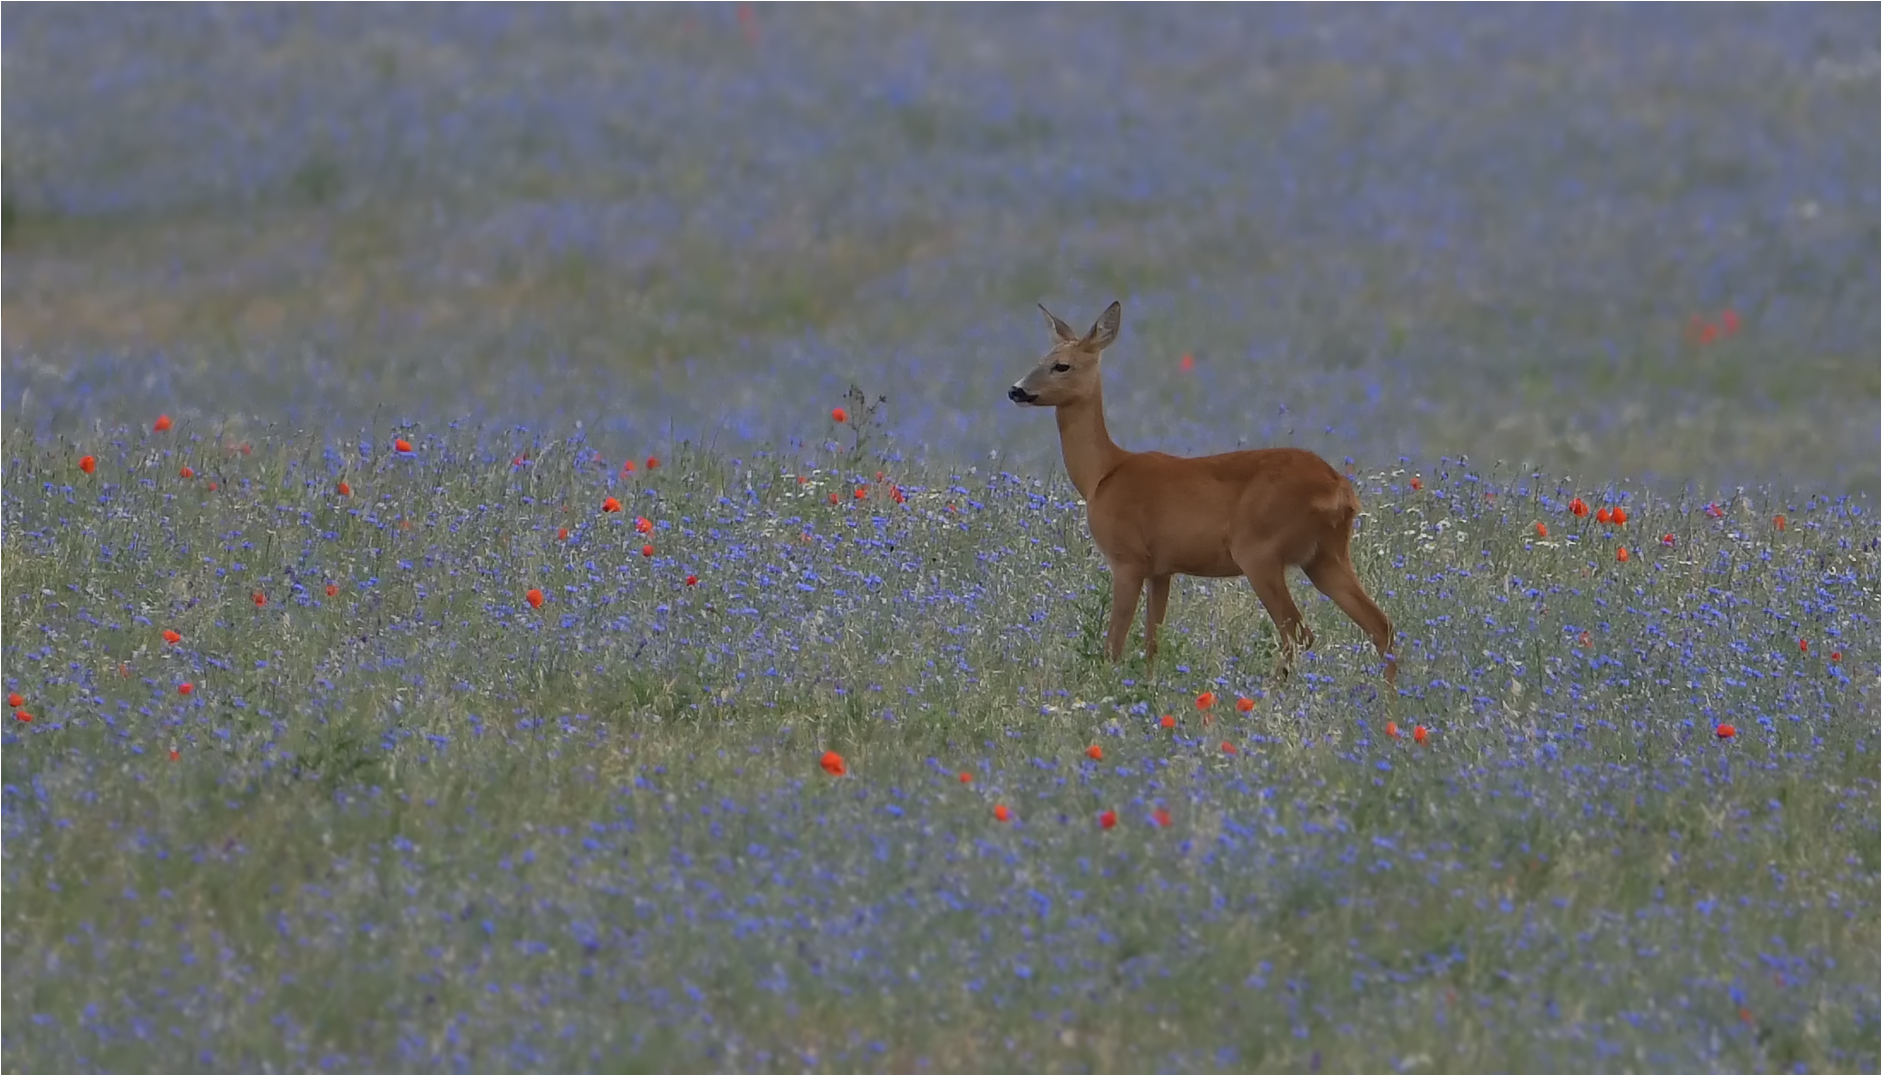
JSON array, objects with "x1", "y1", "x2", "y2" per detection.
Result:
[
  {"x1": 1107, "y1": 564, "x2": 1146, "y2": 662},
  {"x1": 1142, "y1": 574, "x2": 1172, "y2": 672}
]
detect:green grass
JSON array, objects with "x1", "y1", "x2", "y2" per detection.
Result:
[
  {"x1": 3, "y1": 8, "x2": 1876, "y2": 1069},
  {"x1": 3, "y1": 426, "x2": 1875, "y2": 1071}
]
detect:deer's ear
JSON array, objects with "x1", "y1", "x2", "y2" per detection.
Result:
[
  {"x1": 1083, "y1": 301, "x2": 1121, "y2": 351},
  {"x1": 1039, "y1": 303, "x2": 1079, "y2": 343}
]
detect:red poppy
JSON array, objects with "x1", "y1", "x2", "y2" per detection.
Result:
[
  {"x1": 646, "y1": 457, "x2": 660, "y2": 470},
  {"x1": 1831, "y1": 651, "x2": 1842, "y2": 663},
  {"x1": 1596, "y1": 507, "x2": 1612, "y2": 524},
  {"x1": 602, "y1": 497, "x2": 622, "y2": 513},
  {"x1": 1569, "y1": 497, "x2": 1589, "y2": 517},
  {"x1": 253, "y1": 591, "x2": 267, "y2": 607},
  {"x1": 153, "y1": 414, "x2": 173, "y2": 432},
  {"x1": 178, "y1": 683, "x2": 194, "y2": 695},
  {"x1": 1221, "y1": 741, "x2": 1238, "y2": 755},
  {"x1": 1661, "y1": 533, "x2": 1676, "y2": 546},
  {"x1": 162, "y1": 630, "x2": 181, "y2": 645},
  {"x1": 820, "y1": 750, "x2": 847, "y2": 776},
  {"x1": 876, "y1": 471, "x2": 885, "y2": 481},
  {"x1": 1716, "y1": 724, "x2": 1736, "y2": 739},
  {"x1": 1721, "y1": 308, "x2": 1741, "y2": 336},
  {"x1": 685, "y1": 574, "x2": 699, "y2": 586},
  {"x1": 14, "y1": 710, "x2": 30, "y2": 723},
  {"x1": 325, "y1": 584, "x2": 338, "y2": 597},
  {"x1": 635, "y1": 516, "x2": 653, "y2": 534},
  {"x1": 827, "y1": 492, "x2": 840, "y2": 505},
  {"x1": 1099, "y1": 810, "x2": 1117, "y2": 830},
  {"x1": 394, "y1": 438, "x2": 413, "y2": 453},
  {"x1": 336, "y1": 480, "x2": 351, "y2": 496},
  {"x1": 1698, "y1": 322, "x2": 1720, "y2": 344},
  {"x1": 1180, "y1": 353, "x2": 1195, "y2": 372},
  {"x1": 891, "y1": 487, "x2": 905, "y2": 504},
  {"x1": 1195, "y1": 691, "x2": 1217, "y2": 710},
  {"x1": 168, "y1": 748, "x2": 179, "y2": 761},
  {"x1": 1410, "y1": 476, "x2": 1423, "y2": 492},
  {"x1": 853, "y1": 487, "x2": 868, "y2": 500},
  {"x1": 1799, "y1": 638, "x2": 1809, "y2": 653},
  {"x1": 1534, "y1": 522, "x2": 1548, "y2": 537},
  {"x1": 831, "y1": 407, "x2": 849, "y2": 424},
  {"x1": 5, "y1": 693, "x2": 20, "y2": 708},
  {"x1": 1236, "y1": 696, "x2": 1255, "y2": 712},
  {"x1": 621, "y1": 460, "x2": 636, "y2": 473},
  {"x1": 178, "y1": 466, "x2": 194, "y2": 479},
  {"x1": 1385, "y1": 721, "x2": 1400, "y2": 738},
  {"x1": 1705, "y1": 502, "x2": 1724, "y2": 518},
  {"x1": 1160, "y1": 714, "x2": 1176, "y2": 729},
  {"x1": 526, "y1": 588, "x2": 544, "y2": 609},
  {"x1": 993, "y1": 804, "x2": 1011, "y2": 822},
  {"x1": 1616, "y1": 547, "x2": 1629, "y2": 563},
  {"x1": 1613, "y1": 507, "x2": 1628, "y2": 525},
  {"x1": 558, "y1": 527, "x2": 570, "y2": 541},
  {"x1": 1774, "y1": 515, "x2": 1787, "y2": 531},
  {"x1": 1413, "y1": 725, "x2": 1429, "y2": 744},
  {"x1": 1085, "y1": 744, "x2": 1103, "y2": 761},
  {"x1": 1153, "y1": 808, "x2": 1173, "y2": 828},
  {"x1": 955, "y1": 772, "x2": 972, "y2": 785},
  {"x1": 1578, "y1": 630, "x2": 1592, "y2": 648},
  {"x1": 207, "y1": 481, "x2": 219, "y2": 491},
  {"x1": 641, "y1": 544, "x2": 655, "y2": 558},
  {"x1": 79, "y1": 455, "x2": 97, "y2": 474}
]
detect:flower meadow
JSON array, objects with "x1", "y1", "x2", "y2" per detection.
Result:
[
  {"x1": 4, "y1": 423, "x2": 1876, "y2": 1071},
  {"x1": 4, "y1": 5, "x2": 1879, "y2": 1073}
]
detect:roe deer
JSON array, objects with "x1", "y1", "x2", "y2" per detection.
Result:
[{"x1": 1008, "y1": 301, "x2": 1396, "y2": 686}]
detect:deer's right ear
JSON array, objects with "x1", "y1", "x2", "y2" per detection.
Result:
[
  {"x1": 1039, "y1": 303, "x2": 1079, "y2": 343},
  {"x1": 1083, "y1": 301, "x2": 1121, "y2": 351}
]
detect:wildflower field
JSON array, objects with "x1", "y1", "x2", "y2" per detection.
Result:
[{"x1": 4, "y1": 6, "x2": 1879, "y2": 1072}]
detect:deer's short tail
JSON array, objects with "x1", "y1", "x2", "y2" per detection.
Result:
[
  {"x1": 1319, "y1": 473, "x2": 1362, "y2": 537},
  {"x1": 1336, "y1": 477, "x2": 1362, "y2": 520}
]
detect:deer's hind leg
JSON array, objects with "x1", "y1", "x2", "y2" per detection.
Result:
[
  {"x1": 1236, "y1": 551, "x2": 1312, "y2": 680},
  {"x1": 1303, "y1": 549, "x2": 1397, "y2": 686}
]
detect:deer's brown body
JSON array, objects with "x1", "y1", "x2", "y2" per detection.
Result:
[{"x1": 1010, "y1": 301, "x2": 1397, "y2": 685}]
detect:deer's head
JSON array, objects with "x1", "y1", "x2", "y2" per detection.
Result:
[{"x1": 1008, "y1": 301, "x2": 1120, "y2": 407}]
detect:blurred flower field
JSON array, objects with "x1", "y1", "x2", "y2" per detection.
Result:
[{"x1": 3, "y1": 4, "x2": 1878, "y2": 1072}]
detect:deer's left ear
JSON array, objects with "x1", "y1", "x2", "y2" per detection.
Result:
[
  {"x1": 1083, "y1": 301, "x2": 1121, "y2": 352},
  {"x1": 1039, "y1": 303, "x2": 1079, "y2": 343}
]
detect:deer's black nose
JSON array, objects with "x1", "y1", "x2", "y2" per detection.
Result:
[{"x1": 1008, "y1": 385, "x2": 1036, "y2": 404}]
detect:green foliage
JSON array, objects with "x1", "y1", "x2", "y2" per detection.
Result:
[{"x1": 2, "y1": 427, "x2": 1875, "y2": 1072}]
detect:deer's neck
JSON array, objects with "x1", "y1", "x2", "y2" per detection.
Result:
[{"x1": 1054, "y1": 387, "x2": 1126, "y2": 500}]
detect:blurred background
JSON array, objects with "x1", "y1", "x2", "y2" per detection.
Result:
[{"x1": 4, "y1": 3, "x2": 1877, "y2": 492}]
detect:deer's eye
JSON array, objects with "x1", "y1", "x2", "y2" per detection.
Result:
[{"x1": 1051, "y1": 362, "x2": 1072, "y2": 373}]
